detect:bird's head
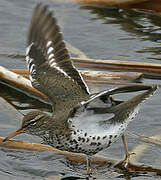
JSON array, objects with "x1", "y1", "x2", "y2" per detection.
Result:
[{"x1": 3, "y1": 111, "x2": 50, "y2": 142}]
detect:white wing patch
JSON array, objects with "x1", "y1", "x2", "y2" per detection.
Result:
[
  {"x1": 49, "y1": 59, "x2": 69, "y2": 77},
  {"x1": 47, "y1": 47, "x2": 54, "y2": 54},
  {"x1": 75, "y1": 67, "x2": 90, "y2": 94},
  {"x1": 26, "y1": 40, "x2": 90, "y2": 93},
  {"x1": 26, "y1": 43, "x2": 33, "y2": 56},
  {"x1": 48, "y1": 53, "x2": 54, "y2": 60},
  {"x1": 46, "y1": 40, "x2": 52, "y2": 47},
  {"x1": 26, "y1": 44, "x2": 39, "y2": 86},
  {"x1": 29, "y1": 64, "x2": 35, "y2": 74},
  {"x1": 46, "y1": 41, "x2": 90, "y2": 93},
  {"x1": 46, "y1": 41, "x2": 71, "y2": 78}
]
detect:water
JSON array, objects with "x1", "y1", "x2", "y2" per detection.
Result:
[{"x1": 0, "y1": 0, "x2": 161, "y2": 179}]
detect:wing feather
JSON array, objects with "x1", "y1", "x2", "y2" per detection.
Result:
[{"x1": 26, "y1": 3, "x2": 89, "y2": 104}]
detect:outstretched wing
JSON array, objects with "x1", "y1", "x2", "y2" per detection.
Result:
[
  {"x1": 26, "y1": 3, "x2": 89, "y2": 104},
  {"x1": 70, "y1": 85, "x2": 157, "y2": 125}
]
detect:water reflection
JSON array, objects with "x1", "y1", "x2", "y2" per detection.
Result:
[{"x1": 80, "y1": 6, "x2": 161, "y2": 58}]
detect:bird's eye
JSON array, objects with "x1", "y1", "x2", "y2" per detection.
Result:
[
  {"x1": 23, "y1": 119, "x2": 37, "y2": 128},
  {"x1": 28, "y1": 119, "x2": 37, "y2": 126},
  {"x1": 28, "y1": 114, "x2": 45, "y2": 126},
  {"x1": 23, "y1": 114, "x2": 45, "y2": 128}
]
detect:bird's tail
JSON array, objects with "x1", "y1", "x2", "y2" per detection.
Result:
[{"x1": 111, "y1": 85, "x2": 158, "y2": 123}]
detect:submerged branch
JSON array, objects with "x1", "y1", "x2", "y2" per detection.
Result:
[
  {"x1": 127, "y1": 131, "x2": 161, "y2": 147},
  {"x1": 0, "y1": 137, "x2": 161, "y2": 175}
]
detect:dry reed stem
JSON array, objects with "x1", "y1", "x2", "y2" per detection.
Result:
[
  {"x1": 10, "y1": 69, "x2": 143, "y2": 82},
  {"x1": 72, "y1": 57, "x2": 161, "y2": 75},
  {"x1": 0, "y1": 53, "x2": 160, "y2": 75},
  {"x1": 0, "y1": 66, "x2": 48, "y2": 101}
]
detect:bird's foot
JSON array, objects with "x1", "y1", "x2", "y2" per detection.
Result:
[
  {"x1": 86, "y1": 171, "x2": 96, "y2": 180},
  {"x1": 114, "y1": 152, "x2": 136, "y2": 169},
  {"x1": 86, "y1": 174, "x2": 96, "y2": 180}
]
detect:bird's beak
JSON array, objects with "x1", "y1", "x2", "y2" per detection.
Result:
[{"x1": 3, "y1": 128, "x2": 24, "y2": 142}]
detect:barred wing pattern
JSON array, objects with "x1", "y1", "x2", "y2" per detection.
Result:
[{"x1": 26, "y1": 3, "x2": 89, "y2": 104}]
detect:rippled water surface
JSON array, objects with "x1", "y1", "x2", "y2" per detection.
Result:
[{"x1": 0, "y1": 0, "x2": 161, "y2": 179}]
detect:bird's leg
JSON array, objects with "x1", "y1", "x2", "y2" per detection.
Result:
[
  {"x1": 122, "y1": 133, "x2": 133, "y2": 167},
  {"x1": 114, "y1": 134, "x2": 135, "y2": 168},
  {"x1": 86, "y1": 155, "x2": 92, "y2": 179}
]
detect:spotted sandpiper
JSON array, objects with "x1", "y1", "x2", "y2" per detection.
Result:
[{"x1": 3, "y1": 3, "x2": 158, "y2": 177}]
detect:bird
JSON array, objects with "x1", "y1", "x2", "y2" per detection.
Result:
[{"x1": 3, "y1": 3, "x2": 158, "y2": 178}]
